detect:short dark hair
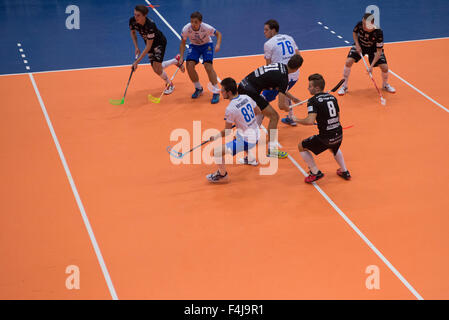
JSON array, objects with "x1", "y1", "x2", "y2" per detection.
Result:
[
  {"x1": 287, "y1": 54, "x2": 303, "y2": 70},
  {"x1": 221, "y1": 77, "x2": 238, "y2": 95},
  {"x1": 190, "y1": 11, "x2": 203, "y2": 21},
  {"x1": 308, "y1": 73, "x2": 325, "y2": 90},
  {"x1": 363, "y1": 13, "x2": 374, "y2": 23},
  {"x1": 264, "y1": 19, "x2": 279, "y2": 32},
  {"x1": 135, "y1": 5, "x2": 149, "y2": 16}
]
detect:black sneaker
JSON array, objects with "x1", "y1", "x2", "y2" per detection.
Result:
[
  {"x1": 305, "y1": 170, "x2": 324, "y2": 183},
  {"x1": 337, "y1": 168, "x2": 351, "y2": 180},
  {"x1": 206, "y1": 170, "x2": 228, "y2": 183}
]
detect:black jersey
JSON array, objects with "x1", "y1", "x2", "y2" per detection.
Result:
[
  {"x1": 129, "y1": 17, "x2": 165, "y2": 44},
  {"x1": 307, "y1": 92, "x2": 342, "y2": 137},
  {"x1": 242, "y1": 63, "x2": 289, "y2": 93},
  {"x1": 353, "y1": 21, "x2": 384, "y2": 52}
]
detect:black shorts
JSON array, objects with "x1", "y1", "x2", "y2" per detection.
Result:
[
  {"x1": 148, "y1": 36, "x2": 167, "y2": 64},
  {"x1": 347, "y1": 45, "x2": 387, "y2": 67},
  {"x1": 302, "y1": 131, "x2": 343, "y2": 156},
  {"x1": 238, "y1": 81, "x2": 269, "y2": 110}
]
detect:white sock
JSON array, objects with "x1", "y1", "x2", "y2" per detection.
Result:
[
  {"x1": 382, "y1": 71, "x2": 389, "y2": 87},
  {"x1": 268, "y1": 141, "x2": 277, "y2": 152},
  {"x1": 333, "y1": 150, "x2": 347, "y2": 172},
  {"x1": 343, "y1": 65, "x2": 351, "y2": 87},
  {"x1": 212, "y1": 84, "x2": 220, "y2": 94},
  {"x1": 194, "y1": 82, "x2": 202, "y2": 89},
  {"x1": 162, "y1": 58, "x2": 177, "y2": 69},
  {"x1": 246, "y1": 150, "x2": 256, "y2": 162},
  {"x1": 159, "y1": 71, "x2": 170, "y2": 84},
  {"x1": 300, "y1": 151, "x2": 319, "y2": 174},
  {"x1": 288, "y1": 108, "x2": 294, "y2": 119}
]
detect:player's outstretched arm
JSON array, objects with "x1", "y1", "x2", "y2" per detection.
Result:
[
  {"x1": 353, "y1": 32, "x2": 362, "y2": 53},
  {"x1": 179, "y1": 39, "x2": 187, "y2": 62},
  {"x1": 295, "y1": 113, "x2": 317, "y2": 125},
  {"x1": 132, "y1": 38, "x2": 153, "y2": 70},
  {"x1": 215, "y1": 30, "x2": 222, "y2": 52},
  {"x1": 209, "y1": 121, "x2": 233, "y2": 141},
  {"x1": 130, "y1": 30, "x2": 140, "y2": 57},
  {"x1": 282, "y1": 92, "x2": 300, "y2": 104}
]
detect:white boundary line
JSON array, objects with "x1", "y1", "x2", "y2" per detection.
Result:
[
  {"x1": 28, "y1": 73, "x2": 118, "y2": 300},
  {"x1": 2, "y1": 36, "x2": 448, "y2": 77},
  {"x1": 261, "y1": 125, "x2": 424, "y2": 300},
  {"x1": 389, "y1": 69, "x2": 449, "y2": 114}
]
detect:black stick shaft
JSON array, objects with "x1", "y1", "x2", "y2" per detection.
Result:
[{"x1": 123, "y1": 68, "x2": 134, "y2": 99}]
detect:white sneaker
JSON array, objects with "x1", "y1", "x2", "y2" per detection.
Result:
[
  {"x1": 175, "y1": 54, "x2": 185, "y2": 73},
  {"x1": 238, "y1": 156, "x2": 259, "y2": 166},
  {"x1": 164, "y1": 83, "x2": 175, "y2": 95},
  {"x1": 383, "y1": 83, "x2": 396, "y2": 93},
  {"x1": 337, "y1": 85, "x2": 348, "y2": 96}
]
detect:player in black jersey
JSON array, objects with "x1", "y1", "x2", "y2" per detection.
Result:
[
  {"x1": 338, "y1": 13, "x2": 395, "y2": 95},
  {"x1": 129, "y1": 5, "x2": 184, "y2": 95},
  {"x1": 295, "y1": 74, "x2": 351, "y2": 183},
  {"x1": 237, "y1": 54, "x2": 303, "y2": 158}
]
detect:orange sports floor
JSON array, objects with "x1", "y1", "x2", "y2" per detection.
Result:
[{"x1": 1, "y1": 38, "x2": 448, "y2": 300}]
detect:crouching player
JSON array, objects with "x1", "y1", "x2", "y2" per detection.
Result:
[
  {"x1": 295, "y1": 74, "x2": 351, "y2": 183},
  {"x1": 206, "y1": 78, "x2": 261, "y2": 183}
]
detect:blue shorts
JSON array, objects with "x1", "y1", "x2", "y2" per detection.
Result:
[
  {"x1": 186, "y1": 42, "x2": 215, "y2": 64},
  {"x1": 225, "y1": 134, "x2": 257, "y2": 156},
  {"x1": 262, "y1": 79, "x2": 297, "y2": 102}
]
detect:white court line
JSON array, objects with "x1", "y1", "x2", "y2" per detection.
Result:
[
  {"x1": 389, "y1": 70, "x2": 449, "y2": 114},
  {"x1": 2, "y1": 36, "x2": 449, "y2": 77},
  {"x1": 261, "y1": 125, "x2": 424, "y2": 300},
  {"x1": 28, "y1": 73, "x2": 118, "y2": 300}
]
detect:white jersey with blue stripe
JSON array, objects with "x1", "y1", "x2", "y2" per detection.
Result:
[
  {"x1": 181, "y1": 22, "x2": 216, "y2": 46},
  {"x1": 224, "y1": 95, "x2": 260, "y2": 144},
  {"x1": 264, "y1": 33, "x2": 300, "y2": 82}
]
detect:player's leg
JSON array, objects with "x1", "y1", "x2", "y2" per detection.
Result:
[
  {"x1": 370, "y1": 51, "x2": 395, "y2": 93},
  {"x1": 339, "y1": 47, "x2": 360, "y2": 95},
  {"x1": 206, "y1": 142, "x2": 229, "y2": 183},
  {"x1": 280, "y1": 79, "x2": 298, "y2": 126},
  {"x1": 149, "y1": 42, "x2": 175, "y2": 95},
  {"x1": 202, "y1": 43, "x2": 220, "y2": 104},
  {"x1": 238, "y1": 138, "x2": 258, "y2": 166},
  {"x1": 162, "y1": 54, "x2": 185, "y2": 73},
  {"x1": 298, "y1": 135, "x2": 326, "y2": 183},
  {"x1": 333, "y1": 148, "x2": 351, "y2": 180},
  {"x1": 185, "y1": 45, "x2": 203, "y2": 98},
  {"x1": 262, "y1": 105, "x2": 289, "y2": 158}
]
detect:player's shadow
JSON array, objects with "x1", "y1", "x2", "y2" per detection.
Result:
[{"x1": 343, "y1": 88, "x2": 382, "y2": 106}]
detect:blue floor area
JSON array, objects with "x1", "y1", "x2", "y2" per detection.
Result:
[{"x1": 1, "y1": 0, "x2": 448, "y2": 74}]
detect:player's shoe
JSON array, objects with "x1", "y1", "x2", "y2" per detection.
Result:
[
  {"x1": 382, "y1": 83, "x2": 396, "y2": 93},
  {"x1": 211, "y1": 93, "x2": 220, "y2": 104},
  {"x1": 267, "y1": 149, "x2": 288, "y2": 159},
  {"x1": 192, "y1": 88, "x2": 203, "y2": 99},
  {"x1": 337, "y1": 85, "x2": 348, "y2": 96},
  {"x1": 174, "y1": 54, "x2": 185, "y2": 73},
  {"x1": 305, "y1": 170, "x2": 324, "y2": 184},
  {"x1": 238, "y1": 156, "x2": 258, "y2": 166},
  {"x1": 336, "y1": 168, "x2": 351, "y2": 180},
  {"x1": 164, "y1": 82, "x2": 175, "y2": 95},
  {"x1": 206, "y1": 170, "x2": 228, "y2": 183},
  {"x1": 281, "y1": 116, "x2": 297, "y2": 126}
]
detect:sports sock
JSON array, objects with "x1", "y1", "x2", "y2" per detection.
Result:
[
  {"x1": 333, "y1": 149, "x2": 347, "y2": 172},
  {"x1": 159, "y1": 71, "x2": 170, "y2": 84},
  {"x1": 162, "y1": 58, "x2": 177, "y2": 69},
  {"x1": 300, "y1": 151, "x2": 319, "y2": 174},
  {"x1": 382, "y1": 71, "x2": 389, "y2": 87},
  {"x1": 288, "y1": 108, "x2": 294, "y2": 119},
  {"x1": 194, "y1": 82, "x2": 202, "y2": 89},
  {"x1": 343, "y1": 65, "x2": 351, "y2": 87},
  {"x1": 268, "y1": 141, "x2": 278, "y2": 152}
]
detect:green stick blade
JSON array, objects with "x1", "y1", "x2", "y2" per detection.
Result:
[{"x1": 109, "y1": 98, "x2": 124, "y2": 105}]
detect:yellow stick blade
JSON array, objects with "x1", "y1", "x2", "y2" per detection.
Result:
[{"x1": 148, "y1": 94, "x2": 161, "y2": 103}]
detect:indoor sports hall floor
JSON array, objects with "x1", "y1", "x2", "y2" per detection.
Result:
[{"x1": 1, "y1": 1, "x2": 448, "y2": 300}]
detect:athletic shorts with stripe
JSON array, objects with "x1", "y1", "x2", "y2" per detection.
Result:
[{"x1": 237, "y1": 82, "x2": 269, "y2": 110}]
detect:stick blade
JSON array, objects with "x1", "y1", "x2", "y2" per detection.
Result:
[
  {"x1": 148, "y1": 94, "x2": 161, "y2": 103},
  {"x1": 109, "y1": 98, "x2": 124, "y2": 105},
  {"x1": 166, "y1": 146, "x2": 183, "y2": 159},
  {"x1": 331, "y1": 79, "x2": 345, "y2": 92},
  {"x1": 381, "y1": 97, "x2": 387, "y2": 106}
]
